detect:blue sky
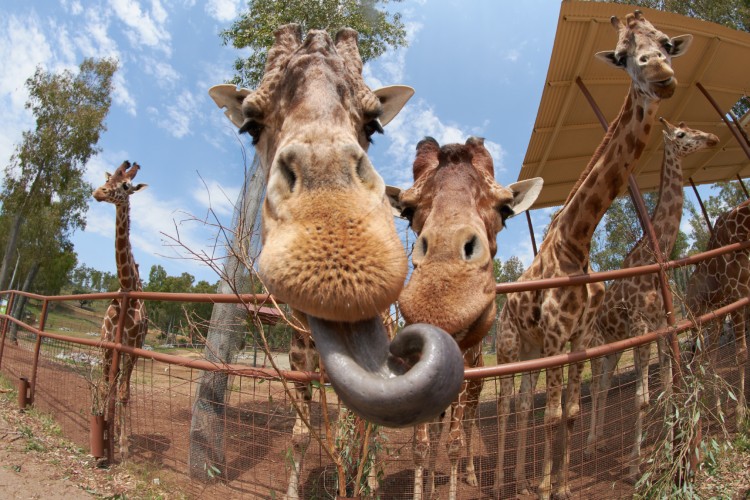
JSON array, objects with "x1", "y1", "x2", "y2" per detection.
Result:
[{"x1": 0, "y1": 0, "x2": 706, "y2": 285}]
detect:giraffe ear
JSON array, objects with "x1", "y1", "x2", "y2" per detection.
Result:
[
  {"x1": 385, "y1": 185, "x2": 404, "y2": 217},
  {"x1": 504, "y1": 178, "x2": 544, "y2": 217},
  {"x1": 374, "y1": 85, "x2": 414, "y2": 127},
  {"x1": 209, "y1": 84, "x2": 252, "y2": 128},
  {"x1": 668, "y1": 34, "x2": 693, "y2": 58},
  {"x1": 131, "y1": 183, "x2": 148, "y2": 193},
  {"x1": 104, "y1": 172, "x2": 112, "y2": 181},
  {"x1": 595, "y1": 51, "x2": 624, "y2": 69}
]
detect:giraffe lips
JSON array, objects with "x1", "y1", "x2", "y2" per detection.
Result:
[
  {"x1": 655, "y1": 77, "x2": 673, "y2": 87},
  {"x1": 307, "y1": 315, "x2": 464, "y2": 427}
]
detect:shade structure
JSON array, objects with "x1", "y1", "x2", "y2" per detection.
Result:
[{"x1": 520, "y1": 0, "x2": 750, "y2": 209}]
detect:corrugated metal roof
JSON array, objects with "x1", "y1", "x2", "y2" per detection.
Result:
[{"x1": 520, "y1": 0, "x2": 750, "y2": 209}]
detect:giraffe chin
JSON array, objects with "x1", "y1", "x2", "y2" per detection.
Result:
[{"x1": 307, "y1": 315, "x2": 464, "y2": 427}]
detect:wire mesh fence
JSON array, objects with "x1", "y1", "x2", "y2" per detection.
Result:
[{"x1": 0, "y1": 253, "x2": 747, "y2": 498}]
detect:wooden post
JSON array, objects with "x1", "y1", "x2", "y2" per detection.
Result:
[{"x1": 28, "y1": 299, "x2": 49, "y2": 405}]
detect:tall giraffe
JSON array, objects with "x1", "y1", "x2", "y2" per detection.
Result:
[
  {"x1": 586, "y1": 119, "x2": 719, "y2": 478},
  {"x1": 494, "y1": 11, "x2": 693, "y2": 499},
  {"x1": 687, "y1": 198, "x2": 750, "y2": 426},
  {"x1": 92, "y1": 160, "x2": 149, "y2": 459},
  {"x1": 390, "y1": 137, "x2": 542, "y2": 500}
]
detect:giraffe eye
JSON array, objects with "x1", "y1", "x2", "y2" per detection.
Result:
[
  {"x1": 364, "y1": 118, "x2": 384, "y2": 143},
  {"x1": 122, "y1": 182, "x2": 130, "y2": 191},
  {"x1": 677, "y1": 132, "x2": 686, "y2": 138}
]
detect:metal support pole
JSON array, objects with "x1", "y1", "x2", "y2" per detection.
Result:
[
  {"x1": 17, "y1": 377, "x2": 29, "y2": 410},
  {"x1": 525, "y1": 211, "x2": 538, "y2": 256},
  {"x1": 29, "y1": 299, "x2": 49, "y2": 404},
  {"x1": 696, "y1": 82, "x2": 750, "y2": 161},
  {"x1": 736, "y1": 174, "x2": 750, "y2": 200},
  {"x1": 576, "y1": 77, "x2": 609, "y2": 130},
  {"x1": 689, "y1": 177, "x2": 714, "y2": 237}
]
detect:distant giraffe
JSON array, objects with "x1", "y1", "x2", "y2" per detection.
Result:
[
  {"x1": 687, "y1": 198, "x2": 750, "y2": 425},
  {"x1": 92, "y1": 160, "x2": 148, "y2": 459},
  {"x1": 586, "y1": 119, "x2": 719, "y2": 478},
  {"x1": 494, "y1": 11, "x2": 693, "y2": 499}
]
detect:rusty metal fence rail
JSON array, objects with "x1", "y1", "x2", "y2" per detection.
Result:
[{"x1": 0, "y1": 240, "x2": 748, "y2": 498}]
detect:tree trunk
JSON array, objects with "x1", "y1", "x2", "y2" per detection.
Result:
[
  {"x1": 9, "y1": 261, "x2": 40, "y2": 343},
  {"x1": 189, "y1": 157, "x2": 266, "y2": 480},
  {"x1": 0, "y1": 213, "x2": 25, "y2": 292}
]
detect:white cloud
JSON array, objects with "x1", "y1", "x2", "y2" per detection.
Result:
[
  {"x1": 141, "y1": 56, "x2": 180, "y2": 88},
  {"x1": 381, "y1": 99, "x2": 507, "y2": 187},
  {"x1": 504, "y1": 49, "x2": 520, "y2": 62},
  {"x1": 149, "y1": 89, "x2": 200, "y2": 138},
  {"x1": 191, "y1": 179, "x2": 241, "y2": 218},
  {"x1": 205, "y1": 0, "x2": 242, "y2": 22},
  {"x1": 111, "y1": 0, "x2": 171, "y2": 55},
  {"x1": 0, "y1": 14, "x2": 53, "y2": 169}
]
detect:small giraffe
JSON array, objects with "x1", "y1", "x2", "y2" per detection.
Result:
[
  {"x1": 495, "y1": 11, "x2": 693, "y2": 499},
  {"x1": 687, "y1": 198, "x2": 750, "y2": 426},
  {"x1": 92, "y1": 160, "x2": 148, "y2": 459},
  {"x1": 586, "y1": 120, "x2": 718, "y2": 478},
  {"x1": 390, "y1": 137, "x2": 542, "y2": 500}
]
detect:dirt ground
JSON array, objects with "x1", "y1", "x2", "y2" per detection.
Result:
[{"x1": 0, "y1": 386, "x2": 179, "y2": 499}]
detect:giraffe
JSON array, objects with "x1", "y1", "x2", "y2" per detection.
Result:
[
  {"x1": 687, "y1": 198, "x2": 750, "y2": 426},
  {"x1": 494, "y1": 11, "x2": 693, "y2": 499},
  {"x1": 389, "y1": 137, "x2": 543, "y2": 500},
  {"x1": 208, "y1": 24, "x2": 465, "y2": 496},
  {"x1": 586, "y1": 119, "x2": 719, "y2": 478},
  {"x1": 209, "y1": 23, "x2": 465, "y2": 427},
  {"x1": 92, "y1": 160, "x2": 149, "y2": 460}
]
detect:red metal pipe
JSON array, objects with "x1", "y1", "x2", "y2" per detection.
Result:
[
  {"x1": 525, "y1": 210, "x2": 538, "y2": 256},
  {"x1": 737, "y1": 174, "x2": 750, "y2": 200}
]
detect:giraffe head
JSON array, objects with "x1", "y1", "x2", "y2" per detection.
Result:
[
  {"x1": 210, "y1": 26, "x2": 466, "y2": 427},
  {"x1": 390, "y1": 137, "x2": 542, "y2": 349},
  {"x1": 596, "y1": 10, "x2": 692, "y2": 100},
  {"x1": 92, "y1": 161, "x2": 147, "y2": 205},
  {"x1": 660, "y1": 117, "x2": 719, "y2": 156}
]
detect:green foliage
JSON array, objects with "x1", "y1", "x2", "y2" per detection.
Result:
[
  {"x1": 602, "y1": 0, "x2": 750, "y2": 32},
  {"x1": 220, "y1": 0, "x2": 408, "y2": 88},
  {"x1": 0, "y1": 57, "x2": 117, "y2": 293},
  {"x1": 144, "y1": 265, "x2": 219, "y2": 342},
  {"x1": 686, "y1": 180, "x2": 748, "y2": 253}
]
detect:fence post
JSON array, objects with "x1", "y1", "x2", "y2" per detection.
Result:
[
  {"x1": 0, "y1": 292, "x2": 16, "y2": 369},
  {"x1": 29, "y1": 299, "x2": 49, "y2": 405},
  {"x1": 17, "y1": 376, "x2": 29, "y2": 410}
]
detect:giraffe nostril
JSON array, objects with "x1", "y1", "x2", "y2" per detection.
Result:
[{"x1": 463, "y1": 235, "x2": 477, "y2": 260}]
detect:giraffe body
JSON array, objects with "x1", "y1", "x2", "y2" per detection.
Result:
[
  {"x1": 92, "y1": 160, "x2": 149, "y2": 460},
  {"x1": 586, "y1": 120, "x2": 718, "y2": 477},
  {"x1": 390, "y1": 137, "x2": 542, "y2": 500},
  {"x1": 495, "y1": 11, "x2": 693, "y2": 499},
  {"x1": 687, "y1": 199, "x2": 750, "y2": 425}
]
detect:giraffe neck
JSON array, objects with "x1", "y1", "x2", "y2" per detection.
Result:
[
  {"x1": 548, "y1": 85, "x2": 659, "y2": 263},
  {"x1": 115, "y1": 201, "x2": 141, "y2": 292},
  {"x1": 647, "y1": 143, "x2": 684, "y2": 254}
]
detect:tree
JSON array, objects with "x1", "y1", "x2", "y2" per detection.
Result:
[
  {"x1": 489, "y1": 256, "x2": 525, "y2": 352},
  {"x1": 220, "y1": 0, "x2": 408, "y2": 88},
  {"x1": 685, "y1": 180, "x2": 749, "y2": 253},
  {"x1": 0, "y1": 58, "x2": 117, "y2": 292}
]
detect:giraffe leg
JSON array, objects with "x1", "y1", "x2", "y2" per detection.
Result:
[
  {"x1": 553, "y1": 358, "x2": 583, "y2": 499},
  {"x1": 412, "y1": 422, "x2": 430, "y2": 500},
  {"x1": 463, "y1": 379, "x2": 482, "y2": 488},
  {"x1": 656, "y1": 335, "x2": 674, "y2": 445},
  {"x1": 516, "y1": 369, "x2": 540, "y2": 495},
  {"x1": 494, "y1": 374, "x2": 513, "y2": 497},
  {"x1": 538, "y1": 365, "x2": 563, "y2": 500},
  {"x1": 426, "y1": 416, "x2": 444, "y2": 498},
  {"x1": 446, "y1": 382, "x2": 469, "y2": 500},
  {"x1": 117, "y1": 353, "x2": 138, "y2": 459},
  {"x1": 286, "y1": 381, "x2": 311, "y2": 500},
  {"x1": 731, "y1": 309, "x2": 748, "y2": 425},
  {"x1": 586, "y1": 353, "x2": 621, "y2": 457},
  {"x1": 629, "y1": 341, "x2": 651, "y2": 480}
]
